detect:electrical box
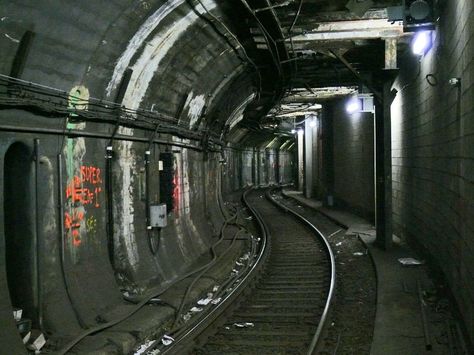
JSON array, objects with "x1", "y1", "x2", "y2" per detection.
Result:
[
  {"x1": 150, "y1": 203, "x2": 167, "y2": 228},
  {"x1": 387, "y1": 0, "x2": 435, "y2": 32}
]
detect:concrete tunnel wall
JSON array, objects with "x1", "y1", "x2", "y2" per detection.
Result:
[
  {"x1": 1, "y1": 0, "x2": 473, "y2": 350},
  {"x1": 322, "y1": 101, "x2": 375, "y2": 221},
  {"x1": 305, "y1": 0, "x2": 474, "y2": 342},
  {"x1": 0, "y1": 0, "x2": 295, "y2": 350},
  {"x1": 306, "y1": 103, "x2": 375, "y2": 222},
  {"x1": 391, "y1": 0, "x2": 474, "y2": 339}
]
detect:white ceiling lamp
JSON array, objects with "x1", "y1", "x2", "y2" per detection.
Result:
[{"x1": 411, "y1": 30, "x2": 432, "y2": 56}]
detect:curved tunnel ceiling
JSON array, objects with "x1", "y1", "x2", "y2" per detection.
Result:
[{"x1": 2, "y1": 0, "x2": 407, "y2": 148}]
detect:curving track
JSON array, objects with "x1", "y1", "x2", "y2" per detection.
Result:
[{"x1": 189, "y1": 188, "x2": 336, "y2": 354}]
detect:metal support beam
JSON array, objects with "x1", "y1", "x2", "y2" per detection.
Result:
[
  {"x1": 257, "y1": 149, "x2": 262, "y2": 186},
  {"x1": 297, "y1": 130, "x2": 304, "y2": 191},
  {"x1": 275, "y1": 149, "x2": 281, "y2": 184},
  {"x1": 374, "y1": 69, "x2": 398, "y2": 250},
  {"x1": 287, "y1": 19, "x2": 404, "y2": 42},
  {"x1": 329, "y1": 50, "x2": 382, "y2": 101},
  {"x1": 304, "y1": 118, "x2": 313, "y2": 198},
  {"x1": 385, "y1": 38, "x2": 398, "y2": 69},
  {"x1": 321, "y1": 105, "x2": 334, "y2": 206}
]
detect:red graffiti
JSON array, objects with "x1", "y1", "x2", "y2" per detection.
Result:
[
  {"x1": 64, "y1": 165, "x2": 103, "y2": 247},
  {"x1": 80, "y1": 165, "x2": 102, "y2": 185},
  {"x1": 172, "y1": 171, "x2": 180, "y2": 214},
  {"x1": 64, "y1": 210, "x2": 84, "y2": 246},
  {"x1": 66, "y1": 165, "x2": 103, "y2": 208},
  {"x1": 66, "y1": 176, "x2": 102, "y2": 207}
]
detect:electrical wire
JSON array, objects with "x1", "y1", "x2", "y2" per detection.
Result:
[
  {"x1": 238, "y1": 0, "x2": 284, "y2": 78},
  {"x1": 288, "y1": 0, "x2": 303, "y2": 35},
  {"x1": 171, "y1": 216, "x2": 243, "y2": 328},
  {"x1": 0, "y1": 75, "x2": 224, "y2": 148},
  {"x1": 144, "y1": 228, "x2": 255, "y2": 354},
  {"x1": 55, "y1": 178, "x2": 249, "y2": 355},
  {"x1": 193, "y1": 0, "x2": 262, "y2": 97},
  {"x1": 55, "y1": 218, "x2": 243, "y2": 354}
]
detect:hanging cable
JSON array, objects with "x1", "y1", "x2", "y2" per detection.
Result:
[
  {"x1": 238, "y1": 0, "x2": 284, "y2": 77},
  {"x1": 193, "y1": 0, "x2": 262, "y2": 97},
  {"x1": 288, "y1": 0, "x2": 303, "y2": 35}
]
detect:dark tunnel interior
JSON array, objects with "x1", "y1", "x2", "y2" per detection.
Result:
[{"x1": 0, "y1": 0, "x2": 473, "y2": 353}]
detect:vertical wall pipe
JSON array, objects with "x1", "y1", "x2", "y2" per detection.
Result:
[
  {"x1": 145, "y1": 150, "x2": 151, "y2": 229},
  {"x1": 105, "y1": 146, "x2": 114, "y2": 265},
  {"x1": 34, "y1": 138, "x2": 44, "y2": 331},
  {"x1": 144, "y1": 149, "x2": 160, "y2": 254},
  {"x1": 57, "y1": 154, "x2": 86, "y2": 328}
]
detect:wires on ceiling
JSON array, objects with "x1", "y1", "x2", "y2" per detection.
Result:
[
  {"x1": 0, "y1": 74, "x2": 223, "y2": 148},
  {"x1": 193, "y1": 0, "x2": 262, "y2": 98}
]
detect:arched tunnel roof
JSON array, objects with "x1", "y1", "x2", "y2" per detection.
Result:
[{"x1": 1, "y1": 0, "x2": 407, "y2": 149}]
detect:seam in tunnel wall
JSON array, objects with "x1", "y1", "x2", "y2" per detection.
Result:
[{"x1": 391, "y1": 0, "x2": 474, "y2": 342}]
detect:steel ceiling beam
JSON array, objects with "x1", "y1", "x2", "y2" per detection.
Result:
[{"x1": 287, "y1": 19, "x2": 405, "y2": 42}]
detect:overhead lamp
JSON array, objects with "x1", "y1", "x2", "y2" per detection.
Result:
[
  {"x1": 297, "y1": 128, "x2": 304, "y2": 135},
  {"x1": 346, "y1": 96, "x2": 362, "y2": 114},
  {"x1": 306, "y1": 113, "x2": 317, "y2": 128},
  {"x1": 411, "y1": 30, "x2": 432, "y2": 56},
  {"x1": 291, "y1": 128, "x2": 296, "y2": 134}
]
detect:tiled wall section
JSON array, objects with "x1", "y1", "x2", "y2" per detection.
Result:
[
  {"x1": 391, "y1": 0, "x2": 474, "y2": 341},
  {"x1": 332, "y1": 102, "x2": 375, "y2": 221}
]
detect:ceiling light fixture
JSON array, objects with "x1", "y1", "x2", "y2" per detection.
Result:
[
  {"x1": 346, "y1": 96, "x2": 362, "y2": 114},
  {"x1": 412, "y1": 30, "x2": 432, "y2": 56}
]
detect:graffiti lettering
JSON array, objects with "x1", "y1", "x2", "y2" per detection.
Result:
[
  {"x1": 64, "y1": 164, "x2": 103, "y2": 247},
  {"x1": 66, "y1": 176, "x2": 102, "y2": 207},
  {"x1": 64, "y1": 210, "x2": 84, "y2": 246},
  {"x1": 80, "y1": 165, "x2": 102, "y2": 185},
  {"x1": 172, "y1": 172, "x2": 180, "y2": 214},
  {"x1": 86, "y1": 216, "x2": 97, "y2": 234}
]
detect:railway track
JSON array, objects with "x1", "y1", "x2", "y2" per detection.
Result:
[{"x1": 151, "y1": 187, "x2": 336, "y2": 355}]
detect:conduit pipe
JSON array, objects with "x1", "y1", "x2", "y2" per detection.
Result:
[
  {"x1": 34, "y1": 138, "x2": 44, "y2": 332},
  {"x1": 57, "y1": 154, "x2": 87, "y2": 329}
]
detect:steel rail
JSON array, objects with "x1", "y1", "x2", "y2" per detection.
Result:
[
  {"x1": 265, "y1": 187, "x2": 336, "y2": 354},
  {"x1": 157, "y1": 187, "x2": 271, "y2": 354}
]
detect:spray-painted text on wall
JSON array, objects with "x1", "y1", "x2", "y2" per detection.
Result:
[{"x1": 64, "y1": 165, "x2": 103, "y2": 246}]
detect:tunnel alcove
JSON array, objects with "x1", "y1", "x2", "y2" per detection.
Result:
[{"x1": 3, "y1": 142, "x2": 37, "y2": 327}]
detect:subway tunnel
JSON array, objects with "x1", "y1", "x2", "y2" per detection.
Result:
[{"x1": 0, "y1": 0, "x2": 473, "y2": 353}]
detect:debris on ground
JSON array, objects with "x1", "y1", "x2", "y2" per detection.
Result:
[
  {"x1": 211, "y1": 297, "x2": 222, "y2": 305},
  {"x1": 197, "y1": 293, "x2": 213, "y2": 306},
  {"x1": 161, "y1": 335, "x2": 174, "y2": 346},
  {"x1": 345, "y1": 224, "x2": 376, "y2": 237},
  {"x1": 26, "y1": 332, "x2": 46, "y2": 352},
  {"x1": 398, "y1": 258, "x2": 425, "y2": 266},
  {"x1": 233, "y1": 322, "x2": 254, "y2": 328}
]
